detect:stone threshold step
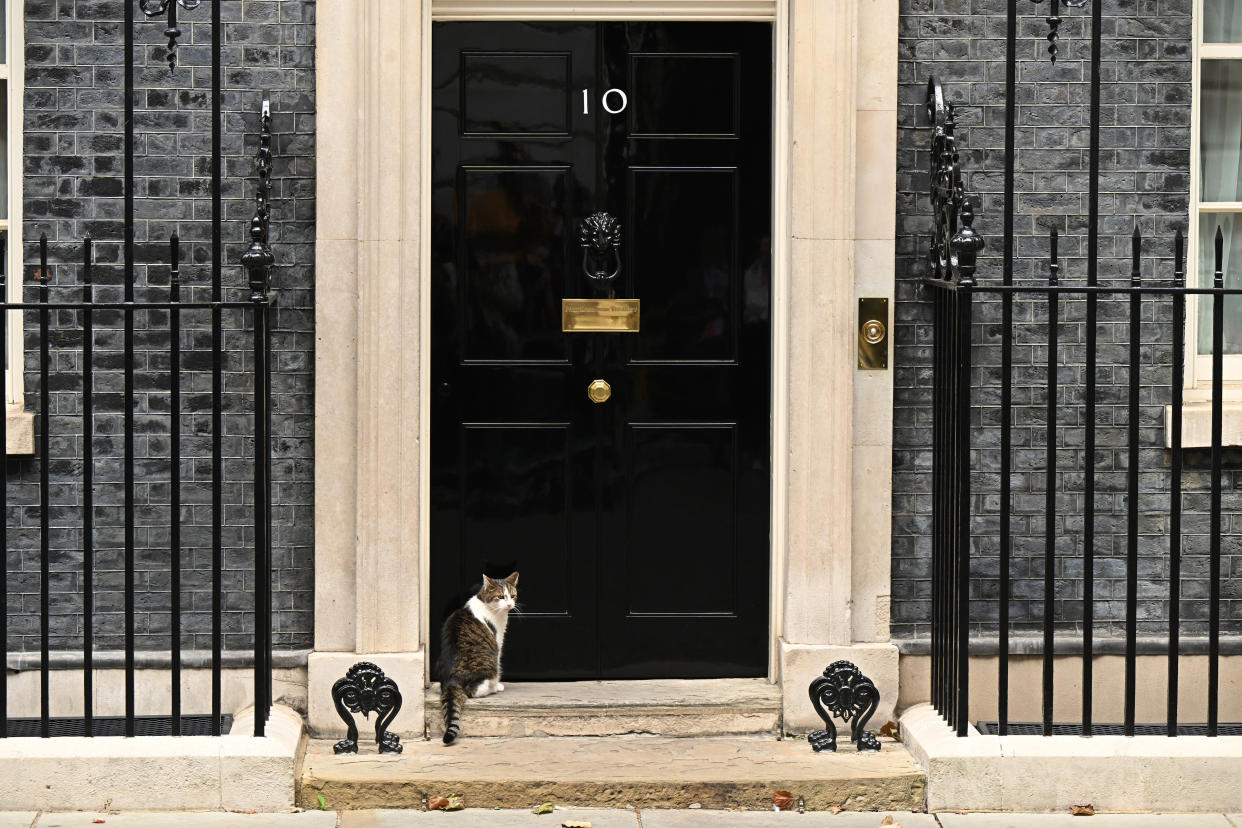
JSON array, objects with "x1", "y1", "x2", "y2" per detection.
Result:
[
  {"x1": 298, "y1": 734, "x2": 926, "y2": 813},
  {"x1": 421, "y1": 679, "x2": 782, "y2": 737}
]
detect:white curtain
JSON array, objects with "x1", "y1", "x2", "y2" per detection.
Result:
[
  {"x1": 1207, "y1": 0, "x2": 1242, "y2": 43},
  {"x1": 1199, "y1": 58, "x2": 1242, "y2": 353}
]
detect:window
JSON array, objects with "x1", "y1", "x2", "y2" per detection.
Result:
[
  {"x1": 1, "y1": 0, "x2": 19, "y2": 411},
  {"x1": 1191, "y1": 0, "x2": 1242, "y2": 389}
]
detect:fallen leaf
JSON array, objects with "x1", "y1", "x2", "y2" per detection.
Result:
[
  {"x1": 881, "y1": 817, "x2": 894, "y2": 826},
  {"x1": 427, "y1": 796, "x2": 449, "y2": 811},
  {"x1": 773, "y1": 790, "x2": 795, "y2": 811},
  {"x1": 316, "y1": 793, "x2": 328, "y2": 811},
  {"x1": 446, "y1": 794, "x2": 465, "y2": 811},
  {"x1": 1070, "y1": 804, "x2": 1095, "y2": 816},
  {"x1": 879, "y1": 721, "x2": 899, "y2": 739},
  {"x1": 533, "y1": 803, "x2": 555, "y2": 815},
  {"x1": 832, "y1": 806, "x2": 844, "y2": 814}
]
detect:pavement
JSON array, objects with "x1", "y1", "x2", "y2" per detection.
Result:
[{"x1": 2, "y1": 810, "x2": 1242, "y2": 827}]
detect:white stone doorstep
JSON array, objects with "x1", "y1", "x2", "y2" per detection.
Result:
[
  {"x1": 0, "y1": 704, "x2": 305, "y2": 812},
  {"x1": 900, "y1": 702, "x2": 1242, "y2": 813}
]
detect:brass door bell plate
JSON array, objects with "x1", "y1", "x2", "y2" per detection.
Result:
[{"x1": 858, "y1": 297, "x2": 889, "y2": 370}]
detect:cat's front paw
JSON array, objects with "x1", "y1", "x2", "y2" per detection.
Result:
[{"x1": 495, "y1": 682, "x2": 504, "y2": 692}]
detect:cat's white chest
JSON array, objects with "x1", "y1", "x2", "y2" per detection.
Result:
[{"x1": 467, "y1": 596, "x2": 509, "y2": 648}]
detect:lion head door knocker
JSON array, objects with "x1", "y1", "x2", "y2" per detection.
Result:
[
  {"x1": 807, "y1": 660, "x2": 881, "y2": 753},
  {"x1": 331, "y1": 661, "x2": 404, "y2": 754},
  {"x1": 578, "y1": 212, "x2": 622, "y2": 296},
  {"x1": 139, "y1": 0, "x2": 202, "y2": 70}
]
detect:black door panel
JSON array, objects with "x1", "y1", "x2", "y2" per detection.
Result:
[{"x1": 432, "y1": 21, "x2": 771, "y2": 680}]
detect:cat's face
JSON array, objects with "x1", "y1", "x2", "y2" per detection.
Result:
[{"x1": 479, "y1": 572, "x2": 519, "y2": 613}]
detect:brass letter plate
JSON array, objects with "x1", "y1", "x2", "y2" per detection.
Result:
[{"x1": 562, "y1": 298, "x2": 640, "y2": 333}]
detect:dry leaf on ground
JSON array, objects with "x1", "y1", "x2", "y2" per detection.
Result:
[
  {"x1": 427, "y1": 796, "x2": 448, "y2": 811},
  {"x1": 1070, "y1": 804, "x2": 1095, "y2": 816},
  {"x1": 879, "y1": 721, "x2": 899, "y2": 739},
  {"x1": 533, "y1": 803, "x2": 554, "y2": 815},
  {"x1": 881, "y1": 817, "x2": 894, "y2": 826},
  {"x1": 772, "y1": 790, "x2": 795, "y2": 811},
  {"x1": 831, "y1": 805, "x2": 844, "y2": 814},
  {"x1": 445, "y1": 794, "x2": 465, "y2": 811}
]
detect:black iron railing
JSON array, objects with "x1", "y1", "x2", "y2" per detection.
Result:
[
  {"x1": 926, "y1": 235, "x2": 1242, "y2": 738},
  {"x1": 0, "y1": 96, "x2": 275, "y2": 739},
  {"x1": 923, "y1": 1, "x2": 1242, "y2": 738}
]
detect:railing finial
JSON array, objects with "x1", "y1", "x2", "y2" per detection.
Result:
[
  {"x1": 926, "y1": 77, "x2": 985, "y2": 286},
  {"x1": 242, "y1": 94, "x2": 275, "y2": 300}
]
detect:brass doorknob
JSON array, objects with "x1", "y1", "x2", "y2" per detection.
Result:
[{"x1": 587, "y1": 379, "x2": 611, "y2": 404}]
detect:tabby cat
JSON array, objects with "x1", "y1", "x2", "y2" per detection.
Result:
[{"x1": 439, "y1": 572, "x2": 519, "y2": 745}]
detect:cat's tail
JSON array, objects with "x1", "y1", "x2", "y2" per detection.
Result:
[{"x1": 441, "y1": 680, "x2": 467, "y2": 745}]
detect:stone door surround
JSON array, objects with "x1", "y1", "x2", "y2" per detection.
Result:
[{"x1": 309, "y1": 0, "x2": 899, "y2": 737}]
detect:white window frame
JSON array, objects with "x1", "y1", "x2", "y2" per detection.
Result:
[
  {"x1": 3, "y1": 0, "x2": 21, "y2": 410},
  {"x1": 1188, "y1": 0, "x2": 1242, "y2": 396}
]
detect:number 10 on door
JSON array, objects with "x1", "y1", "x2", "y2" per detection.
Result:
[{"x1": 583, "y1": 88, "x2": 628, "y2": 115}]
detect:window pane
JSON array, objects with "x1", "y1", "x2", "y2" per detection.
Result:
[
  {"x1": 0, "y1": 80, "x2": 7, "y2": 221},
  {"x1": 1206, "y1": 0, "x2": 1242, "y2": 43},
  {"x1": 1201, "y1": 61, "x2": 1242, "y2": 202},
  {"x1": 1197, "y1": 213, "x2": 1242, "y2": 355}
]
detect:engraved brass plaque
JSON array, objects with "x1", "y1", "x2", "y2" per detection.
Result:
[
  {"x1": 562, "y1": 298, "x2": 640, "y2": 333},
  {"x1": 858, "y1": 297, "x2": 889, "y2": 370}
]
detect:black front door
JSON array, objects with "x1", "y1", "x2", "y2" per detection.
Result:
[{"x1": 430, "y1": 21, "x2": 772, "y2": 680}]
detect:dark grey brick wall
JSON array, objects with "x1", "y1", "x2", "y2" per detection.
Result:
[
  {"x1": 5, "y1": 0, "x2": 314, "y2": 652},
  {"x1": 891, "y1": 1, "x2": 1242, "y2": 642}
]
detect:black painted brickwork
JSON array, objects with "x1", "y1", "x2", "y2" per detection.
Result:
[
  {"x1": 890, "y1": 1, "x2": 1242, "y2": 642},
  {"x1": 5, "y1": 0, "x2": 314, "y2": 652}
]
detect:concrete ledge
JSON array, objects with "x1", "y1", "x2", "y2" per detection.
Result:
[
  {"x1": 901, "y1": 702, "x2": 1242, "y2": 813},
  {"x1": 1166, "y1": 402, "x2": 1242, "y2": 448},
  {"x1": 0, "y1": 704, "x2": 305, "y2": 811},
  {"x1": 6, "y1": 405, "x2": 32, "y2": 455}
]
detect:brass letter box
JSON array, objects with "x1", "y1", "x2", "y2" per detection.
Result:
[{"x1": 562, "y1": 298, "x2": 641, "y2": 333}]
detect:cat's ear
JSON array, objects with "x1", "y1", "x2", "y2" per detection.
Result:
[
  {"x1": 505, "y1": 572, "x2": 519, "y2": 586},
  {"x1": 481, "y1": 573, "x2": 492, "y2": 587}
]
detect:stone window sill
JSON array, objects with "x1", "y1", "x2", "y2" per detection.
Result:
[
  {"x1": 6, "y1": 404, "x2": 33, "y2": 455},
  {"x1": 1164, "y1": 402, "x2": 1242, "y2": 449}
]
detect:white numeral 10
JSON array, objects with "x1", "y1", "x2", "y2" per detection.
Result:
[{"x1": 582, "y1": 88, "x2": 629, "y2": 115}]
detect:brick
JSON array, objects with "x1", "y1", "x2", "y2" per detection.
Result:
[
  {"x1": 7, "y1": 0, "x2": 315, "y2": 654},
  {"x1": 894, "y1": 1, "x2": 1197, "y2": 644}
]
